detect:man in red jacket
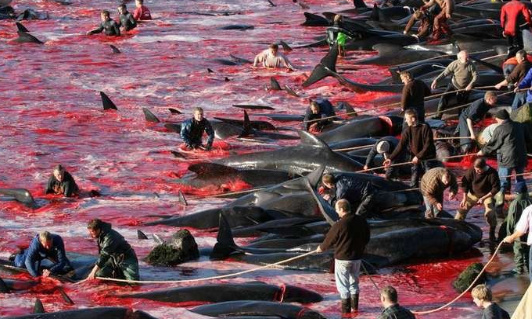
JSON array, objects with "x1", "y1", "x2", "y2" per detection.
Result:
[
  {"x1": 133, "y1": 0, "x2": 152, "y2": 21},
  {"x1": 500, "y1": 0, "x2": 531, "y2": 57}
]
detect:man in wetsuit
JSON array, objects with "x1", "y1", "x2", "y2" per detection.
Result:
[
  {"x1": 87, "y1": 10, "x2": 120, "y2": 36},
  {"x1": 45, "y1": 164, "x2": 79, "y2": 197},
  {"x1": 133, "y1": 0, "x2": 152, "y2": 21},
  {"x1": 180, "y1": 107, "x2": 215, "y2": 151},
  {"x1": 12, "y1": 231, "x2": 71, "y2": 278},
  {"x1": 117, "y1": 4, "x2": 137, "y2": 32},
  {"x1": 253, "y1": 44, "x2": 295, "y2": 70},
  {"x1": 86, "y1": 219, "x2": 139, "y2": 281}
]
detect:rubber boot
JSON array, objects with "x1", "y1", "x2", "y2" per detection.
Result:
[
  {"x1": 341, "y1": 299, "x2": 351, "y2": 318},
  {"x1": 351, "y1": 293, "x2": 359, "y2": 312}
]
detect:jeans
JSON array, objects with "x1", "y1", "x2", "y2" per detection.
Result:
[
  {"x1": 498, "y1": 166, "x2": 525, "y2": 193},
  {"x1": 423, "y1": 196, "x2": 441, "y2": 218},
  {"x1": 529, "y1": 245, "x2": 532, "y2": 282},
  {"x1": 335, "y1": 259, "x2": 361, "y2": 299},
  {"x1": 411, "y1": 159, "x2": 443, "y2": 188},
  {"x1": 512, "y1": 92, "x2": 526, "y2": 110}
]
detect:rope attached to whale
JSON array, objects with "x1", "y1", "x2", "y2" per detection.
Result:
[{"x1": 77, "y1": 250, "x2": 318, "y2": 285}]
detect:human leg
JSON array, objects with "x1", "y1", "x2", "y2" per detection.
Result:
[
  {"x1": 435, "y1": 84, "x2": 454, "y2": 119},
  {"x1": 455, "y1": 192, "x2": 476, "y2": 220},
  {"x1": 483, "y1": 196, "x2": 497, "y2": 241},
  {"x1": 347, "y1": 259, "x2": 361, "y2": 312},
  {"x1": 335, "y1": 259, "x2": 352, "y2": 316},
  {"x1": 498, "y1": 166, "x2": 511, "y2": 193},
  {"x1": 513, "y1": 240, "x2": 528, "y2": 274}
]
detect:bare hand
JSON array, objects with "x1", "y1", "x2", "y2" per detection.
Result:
[
  {"x1": 363, "y1": 165, "x2": 369, "y2": 170},
  {"x1": 323, "y1": 194, "x2": 331, "y2": 201},
  {"x1": 465, "y1": 84, "x2": 472, "y2": 91},
  {"x1": 460, "y1": 199, "x2": 467, "y2": 209},
  {"x1": 476, "y1": 151, "x2": 483, "y2": 156},
  {"x1": 383, "y1": 159, "x2": 391, "y2": 167},
  {"x1": 470, "y1": 134, "x2": 476, "y2": 140},
  {"x1": 411, "y1": 156, "x2": 419, "y2": 164},
  {"x1": 494, "y1": 84, "x2": 502, "y2": 90},
  {"x1": 431, "y1": 80, "x2": 437, "y2": 90},
  {"x1": 503, "y1": 235, "x2": 514, "y2": 244},
  {"x1": 42, "y1": 269, "x2": 51, "y2": 278},
  {"x1": 436, "y1": 202, "x2": 443, "y2": 211},
  {"x1": 476, "y1": 198, "x2": 484, "y2": 205},
  {"x1": 316, "y1": 246, "x2": 322, "y2": 253},
  {"x1": 514, "y1": 86, "x2": 520, "y2": 93},
  {"x1": 448, "y1": 192, "x2": 456, "y2": 200}
]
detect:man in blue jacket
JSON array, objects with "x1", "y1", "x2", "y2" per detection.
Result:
[
  {"x1": 180, "y1": 107, "x2": 215, "y2": 151},
  {"x1": 12, "y1": 231, "x2": 71, "y2": 277}
]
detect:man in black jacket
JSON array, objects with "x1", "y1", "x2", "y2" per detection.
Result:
[
  {"x1": 384, "y1": 109, "x2": 442, "y2": 187},
  {"x1": 456, "y1": 91, "x2": 497, "y2": 154},
  {"x1": 477, "y1": 109, "x2": 527, "y2": 194},
  {"x1": 86, "y1": 219, "x2": 139, "y2": 281},
  {"x1": 45, "y1": 164, "x2": 79, "y2": 197},
  {"x1": 455, "y1": 158, "x2": 500, "y2": 241},
  {"x1": 316, "y1": 199, "x2": 370, "y2": 317},
  {"x1": 400, "y1": 71, "x2": 431, "y2": 124}
]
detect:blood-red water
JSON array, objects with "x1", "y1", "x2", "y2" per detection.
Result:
[{"x1": 0, "y1": 0, "x2": 528, "y2": 318}]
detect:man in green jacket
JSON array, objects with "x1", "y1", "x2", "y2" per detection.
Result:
[{"x1": 86, "y1": 219, "x2": 139, "y2": 281}]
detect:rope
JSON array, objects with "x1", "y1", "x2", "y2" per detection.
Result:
[
  {"x1": 412, "y1": 241, "x2": 505, "y2": 315},
  {"x1": 334, "y1": 144, "x2": 374, "y2": 152},
  {"x1": 77, "y1": 250, "x2": 317, "y2": 285},
  {"x1": 361, "y1": 154, "x2": 471, "y2": 173}
]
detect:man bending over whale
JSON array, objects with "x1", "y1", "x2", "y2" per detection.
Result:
[
  {"x1": 320, "y1": 173, "x2": 376, "y2": 217},
  {"x1": 253, "y1": 44, "x2": 295, "y2": 70},
  {"x1": 45, "y1": 164, "x2": 79, "y2": 197},
  {"x1": 86, "y1": 219, "x2": 139, "y2": 281},
  {"x1": 180, "y1": 107, "x2": 215, "y2": 151},
  {"x1": 12, "y1": 231, "x2": 71, "y2": 277},
  {"x1": 87, "y1": 10, "x2": 120, "y2": 36}
]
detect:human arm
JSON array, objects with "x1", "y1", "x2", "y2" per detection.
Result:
[
  {"x1": 112, "y1": 22, "x2": 121, "y2": 36},
  {"x1": 180, "y1": 120, "x2": 192, "y2": 147},
  {"x1": 204, "y1": 120, "x2": 215, "y2": 149},
  {"x1": 48, "y1": 237, "x2": 68, "y2": 275},
  {"x1": 128, "y1": 14, "x2": 137, "y2": 29},
  {"x1": 253, "y1": 50, "x2": 267, "y2": 67},
  {"x1": 281, "y1": 55, "x2": 295, "y2": 70},
  {"x1": 518, "y1": 68, "x2": 532, "y2": 90},
  {"x1": 494, "y1": 79, "x2": 508, "y2": 90},
  {"x1": 45, "y1": 176, "x2": 56, "y2": 194},
  {"x1": 87, "y1": 24, "x2": 104, "y2": 35},
  {"x1": 431, "y1": 61, "x2": 455, "y2": 89},
  {"x1": 449, "y1": 173, "x2": 459, "y2": 199},
  {"x1": 62, "y1": 173, "x2": 78, "y2": 197},
  {"x1": 504, "y1": 206, "x2": 531, "y2": 243},
  {"x1": 87, "y1": 264, "x2": 100, "y2": 279},
  {"x1": 364, "y1": 145, "x2": 378, "y2": 169},
  {"x1": 24, "y1": 238, "x2": 41, "y2": 277},
  {"x1": 466, "y1": 118, "x2": 475, "y2": 139},
  {"x1": 318, "y1": 223, "x2": 340, "y2": 252},
  {"x1": 465, "y1": 64, "x2": 477, "y2": 91},
  {"x1": 400, "y1": 83, "x2": 409, "y2": 111},
  {"x1": 523, "y1": 5, "x2": 531, "y2": 27},
  {"x1": 387, "y1": 132, "x2": 408, "y2": 162},
  {"x1": 133, "y1": 8, "x2": 141, "y2": 21},
  {"x1": 479, "y1": 126, "x2": 503, "y2": 157},
  {"x1": 403, "y1": 14, "x2": 417, "y2": 34}
]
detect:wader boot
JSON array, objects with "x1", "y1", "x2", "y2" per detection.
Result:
[
  {"x1": 351, "y1": 293, "x2": 359, "y2": 312},
  {"x1": 341, "y1": 298, "x2": 351, "y2": 318}
]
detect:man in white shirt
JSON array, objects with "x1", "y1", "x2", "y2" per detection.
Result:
[
  {"x1": 504, "y1": 203, "x2": 532, "y2": 281},
  {"x1": 253, "y1": 44, "x2": 295, "y2": 70}
]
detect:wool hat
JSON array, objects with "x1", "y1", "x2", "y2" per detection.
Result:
[{"x1": 376, "y1": 141, "x2": 390, "y2": 154}]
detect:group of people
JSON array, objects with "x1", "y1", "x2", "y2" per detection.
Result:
[{"x1": 87, "y1": 0, "x2": 151, "y2": 36}]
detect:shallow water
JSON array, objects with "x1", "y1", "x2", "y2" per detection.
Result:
[{"x1": 0, "y1": 0, "x2": 529, "y2": 318}]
